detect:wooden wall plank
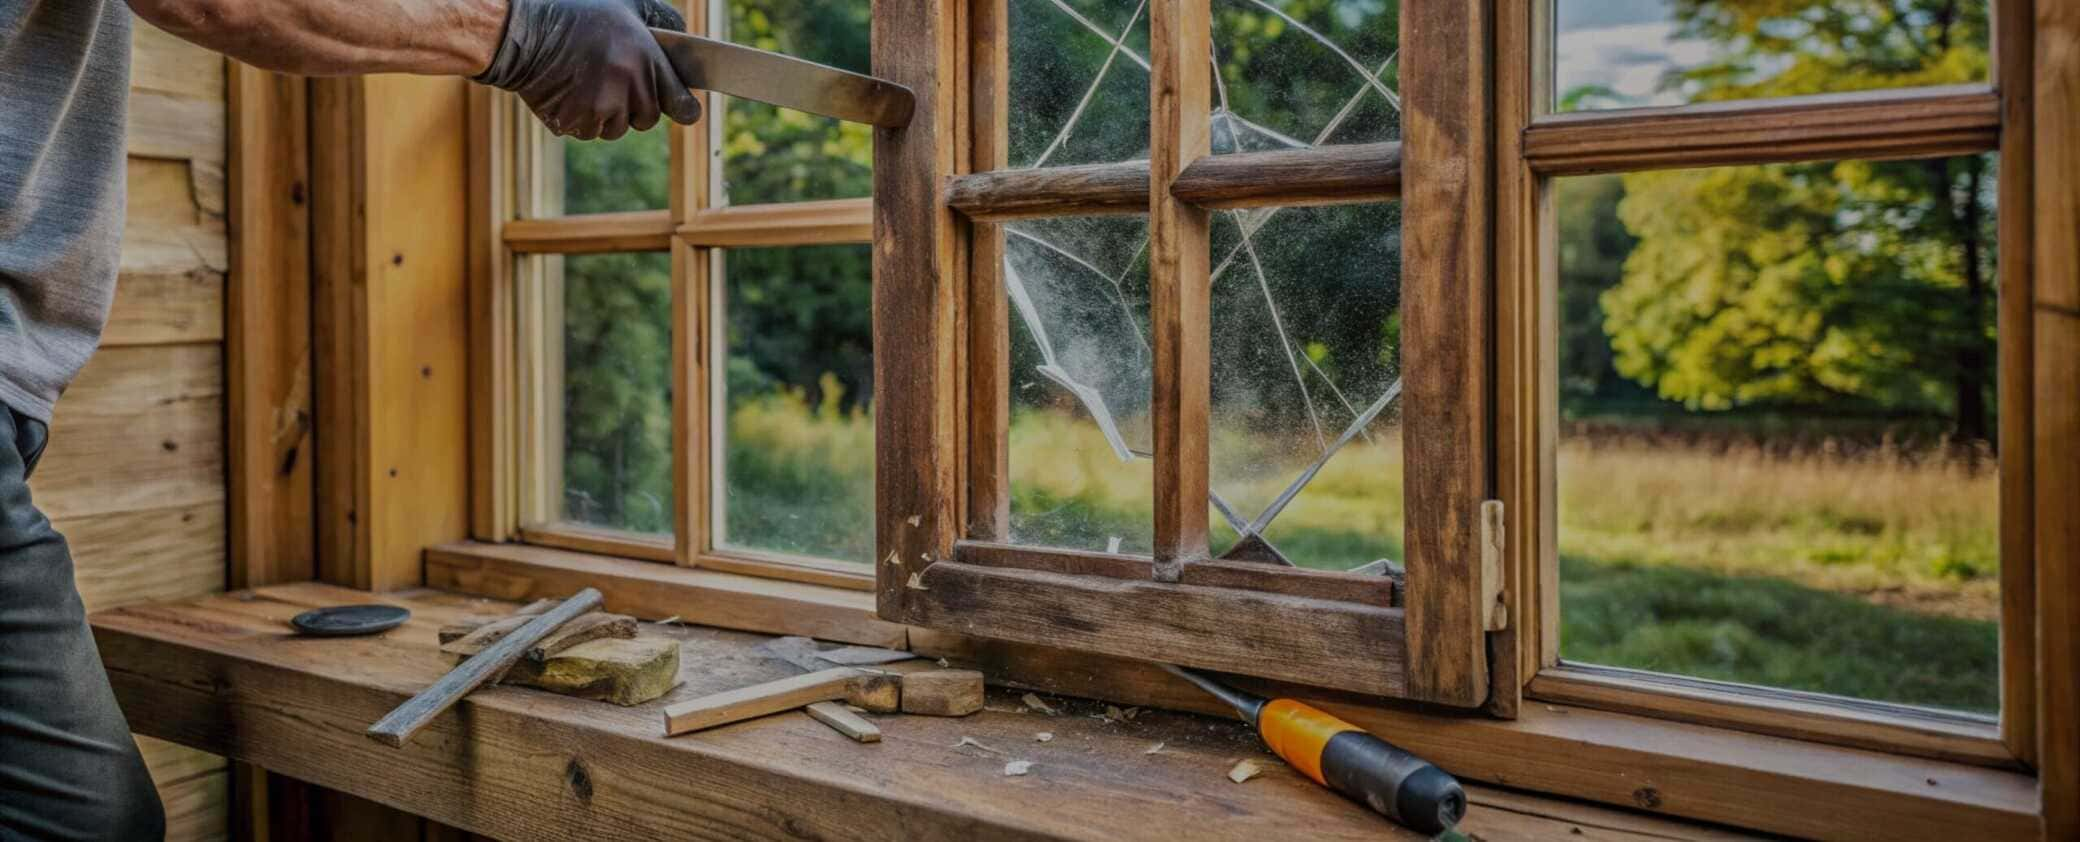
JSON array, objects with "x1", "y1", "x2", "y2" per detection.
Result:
[
  {"x1": 66, "y1": 502, "x2": 225, "y2": 614},
  {"x1": 162, "y1": 769, "x2": 232, "y2": 842},
  {"x1": 34, "y1": 344, "x2": 224, "y2": 522},
  {"x1": 1398, "y1": 0, "x2": 1495, "y2": 707},
  {"x1": 228, "y1": 64, "x2": 315, "y2": 589}
]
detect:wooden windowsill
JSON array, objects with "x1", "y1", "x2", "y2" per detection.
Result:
[
  {"x1": 87, "y1": 584, "x2": 1747, "y2": 842},
  {"x1": 415, "y1": 541, "x2": 2043, "y2": 840}
]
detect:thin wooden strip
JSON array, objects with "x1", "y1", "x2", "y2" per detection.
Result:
[
  {"x1": 518, "y1": 522, "x2": 676, "y2": 563},
  {"x1": 803, "y1": 701, "x2": 881, "y2": 742},
  {"x1": 678, "y1": 198, "x2": 872, "y2": 247},
  {"x1": 503, "y1": 210, "x2": 674, "y2": 254},
  {"x1": 2034, "y1": 1, "x2": 2080, "y2": 834},
  {"x1": 1524, "y1": 85, "x2": 1999, "y2": 176},
  {"x1": 425, "y1": 541, "x2": 907, "y2": 648},
  {"x1": 953, "y1": 540, "x2": 1394, "y2": 605},
  {"x1": 691, "y1": 552, "x2": 875, "y2": 592},
  {"x1": 663, "y1": 666, "x2": 878, "y2": 735},
  {"x1": 468, "y1": 84, "x2": 518, "y2": 543},
  {"x1": 904, "y1": 560, "x2": 1406, "y2": 697},
  {"x1": 945, "y1": 161, "x2": 1148, "y2": 221},
  {"x1": 1170, "y1": 142, "x2": 1401, "y2": 209},
  {"x1": 1147, "y1": 0, "x2": 1213, "y2": 582},
  {"x1": 1528, "y1": 666, "x2": 2013, "y2": 769},
  {"x1": 367, "y1": 587, "x2": 603, "y2": 747}
]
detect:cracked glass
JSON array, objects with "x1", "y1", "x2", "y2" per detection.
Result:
[{"x1": 1000, "y1": 0, "x2": 1406, "y2": 572}]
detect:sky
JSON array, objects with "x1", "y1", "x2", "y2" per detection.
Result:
[{"x1": 1553, "y1": 0, "x2": 1716, "y2": 110}]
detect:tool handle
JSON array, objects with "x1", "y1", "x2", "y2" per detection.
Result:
[{"x1": 1257, "y1": 699, "x2": 1466, "y2": 835}]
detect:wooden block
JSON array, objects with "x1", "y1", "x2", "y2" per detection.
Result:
[
  {"x1": 665, "y1": 667, "x2": 882, "y2": 736},
  {"x1": 900, "y1": 669, "x2": 984, "y2": 717},
  {"x1": 847, "y1": 672, "x2": 902, "y2": 714},
  {"x1": 804, "y1": 701, "x2": 881, "y2": 743},
  {"x1": 502, "y1": 637, "x2": 680, "y2": 706}
]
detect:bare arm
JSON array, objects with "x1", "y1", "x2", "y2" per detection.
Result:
[
  {"x1": 127, "y1": 0, "x2": 507, "y2": 76},
  {"x1": 127, "y1": 0, "x2": 704, "y2": 139}
]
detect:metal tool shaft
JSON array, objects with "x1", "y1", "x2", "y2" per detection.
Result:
[{"x1": 651, "y1": 30, "x2": 916, "y2": 128}]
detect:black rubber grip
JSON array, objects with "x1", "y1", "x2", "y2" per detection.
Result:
[{"x1": 1319, "y1": 730, "x2": 1467, "y2": 835}]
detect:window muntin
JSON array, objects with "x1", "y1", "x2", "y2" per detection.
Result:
[{"x1": 1552, "y1": 0, "x2": 1991, "y2": 113}]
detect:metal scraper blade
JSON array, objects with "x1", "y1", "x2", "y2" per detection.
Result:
[{"x1": 652, "y1": 29, "x2": 916, "y2": 128}]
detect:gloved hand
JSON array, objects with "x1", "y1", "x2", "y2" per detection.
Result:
[{"x1": 475, "y1": 0, "x2": 704, "y2": 140}]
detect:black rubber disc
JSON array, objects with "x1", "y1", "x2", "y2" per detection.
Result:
[{"x1": 290, "y1": 604, "x2": 411, "y2": 637}]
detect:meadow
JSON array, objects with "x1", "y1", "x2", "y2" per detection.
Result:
[{"x1": 719, "y1": 393, "x2": 2001, "y2": 714}]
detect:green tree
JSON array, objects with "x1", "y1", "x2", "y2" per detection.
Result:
[{"x1": 1599, "y1": 0, "x2": 1995, "y2": 440}]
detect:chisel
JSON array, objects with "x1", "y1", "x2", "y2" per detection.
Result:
[{"x1": 1163, "y1": 664, "x2": 1467, "y2": 835}]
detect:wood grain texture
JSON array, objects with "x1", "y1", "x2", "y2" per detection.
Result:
[
  {"x1": 1147, "y1": 0, "x2": 1212, "y2": 581},
  {"x1": 966, "y1": 0, "x2": 1012, "y2": 542},
  {"x1": 34, "y1": 345, "x2": 224, "y2": 522},
  {"x1": 1170, "y1": 142, "x2": 1402, "y2": 209},
  {"x1": 503, "y1": 210, "x2": 673, "y2": 253},
  {"x1": 368, "y1": 587, "x2": 604, "y2": 746},
  {"x1": 2035, "y1": 0, "x2": 2079, "y2": 834},
  {"x1": 1523, "y1": 85, "x2": 1999, "y2": 176},
  {"x1": 945, "y1": 161, "x2": 1148, "y2": 221},
  {"x1": 311, "y1": 76, "x2": 472, "y2": 591},
  {"x1": 468, "y1": 85, "x2": 517, "y2": 543},
  {"x1": 1529, "y1": 666, "x2": 2012, "y2": 768},
  {"x1": 909, "y1": 631, "x2": 2040, "y2": 842},
  {"x1": 227, "y1": 64, "x2": 315, "y2": 590},
  {"x1": 1399, "y1": 0, "x2": 1493, "y2": 707},
  {"x1": 905, "y1": 560, "x2": 1407, "y2": 696},
  {"x1": 680, "y1": 198, "x2": 873, "y2": 246},
  {"x1": 425, "y1": 540, "x2": 908, "y2": 648},
  {"x1": 662, "y1": 666, "x2": 877, "y2": 734},
  {"x1": 872, "y1": 0, "x2": 965, "y2": 622},
  {"x1": 1995, "y1": 0, "x2": 2038, "y2": 771},
  {"x1": 955, "y1": 539, "x2": 1395, "y2": 605},
  {"x1": 66, "y1": 502, "x2": 225, "y2": 614}
]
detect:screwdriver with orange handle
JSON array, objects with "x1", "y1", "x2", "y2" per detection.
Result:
[{"x1": 1163, "y1": 664, "x2": 1467, "y2": 835}]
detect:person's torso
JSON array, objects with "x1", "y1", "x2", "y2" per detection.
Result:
[{"x1": 0, "y1": 0, "x2": 130, "y2": 422}]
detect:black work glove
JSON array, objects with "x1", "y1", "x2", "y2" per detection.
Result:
[{"x1": 475, "y1": 0, "x2": 704, "y2": 140}]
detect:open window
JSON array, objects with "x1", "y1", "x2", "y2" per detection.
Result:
[{"x1": 871, "y1": 0, "x2": 1499, "y2": 705}]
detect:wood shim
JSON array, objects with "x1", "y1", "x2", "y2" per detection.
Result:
[{"x1": 804, "y1": 701, "x2": 882, "y2": 743}]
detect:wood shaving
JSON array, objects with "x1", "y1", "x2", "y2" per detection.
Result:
[
  {"x1": 907, "y1": 514, "x2": 923, "y2": 527},
  {"x1": 906, "y1": 572, "x2": 928, "y2": 590},
  {"x1": 1102, "y1": 705, "x2": 1140, "y2": 722},
  {"x1": 884, "y1": 551, "x2": 901, "y2": 567},
  {"x1": 953, "y1": 736, "x2": 1001, "y2": 754},
  {"x1": 937, "y1": 657, "x2": 951, "y2": 668},
  {"x1": 1144, "y1": 741, "x2": 1165, "y2": 755},
  {"x1": 1034, "y1": 732, "x2": 1053, "y2": 742},
  {"x1": 1022, "y1": 693, "x2": 1059, "y2": 715},
  {"x1": 656, "y1": 615, "x2": 681, "y2": 626},
  {"x1": 1228, "y1": 759, "x2": 1263, "y2": 783},
  {"x1": 1003, "y1": 760, "x2": 1033, "y2": 776}
]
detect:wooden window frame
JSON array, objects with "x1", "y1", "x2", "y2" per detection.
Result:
[
  {"x1": 1495, "y1": 0, "x2": 2043, "y2": 770},
  {"x1": 870, "y1": 0, "x2": 1499, "y2": 705},
  {"x1": 472, "y1": 0, "x2": 881, "y2": 593}
]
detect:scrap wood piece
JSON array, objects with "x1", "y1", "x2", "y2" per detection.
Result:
[
  {"x1": 1020, "y1": 692, "x2": 1058, "y2": 715},
  {"x1": 664, "y1": 666, "x2": 900, "y2": 736},
  {"x1": 815, "y1": 645, "x2": 917, "y2": 666},
  {"x1": 1003, "y1": 760, "x2": 1033, "y2": 776},
  {"x1": 804, "y1": 701, "x2": 882, "y2": 743},
  {"x1": 1227, "y1": 759, "x2": 1262, "y2": 783},
  {"x1": 368, "y1": 588, "x2": 605, "y2": 748},
  {"x1": 442, "y1": 610, "x2": 636, "y2": 662},
  {"x1": 900, "y1": 669, "x2": 984, "y2": 717},
  {"x1": 502, "y1": 637, "x2": 681, "y2": 706}
]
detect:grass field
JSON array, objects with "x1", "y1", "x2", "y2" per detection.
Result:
[{"x1": 719, "y1": 396, "x2": 2000, "y2": 714}]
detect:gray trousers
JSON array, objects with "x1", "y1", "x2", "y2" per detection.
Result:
[{"x1": 0, "y1": 406, "x2": 165, "y2": 841}]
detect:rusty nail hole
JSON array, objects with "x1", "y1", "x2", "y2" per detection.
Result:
[
  {"x1": 1631, "y1": 787, "x2": 1662, "y2": 809},
  {"x1": 564, "y1": 759, "x2": 594, "y2": 804},
  {"x1": 391, "y1": 253, "x2": 404, "y2": 266},
  {"x1": 388, "y1": 468, "x2": 399, "y2": 478},
  {"x1": 161, "y1": 440, "x2": 178, "y2": 451},
  {"x1": 421, "y1": 366, "x2": 433, "y2": 378}
]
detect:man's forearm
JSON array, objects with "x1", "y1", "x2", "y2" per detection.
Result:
[{"x1": 128, "y1": 0, "x2": 507, "y2": 77}]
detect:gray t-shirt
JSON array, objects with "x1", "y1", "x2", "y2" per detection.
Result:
[{"x1": 0, "y1": 1, "x2": 130, "y2": 422}]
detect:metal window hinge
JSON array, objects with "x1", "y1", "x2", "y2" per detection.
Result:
[{"x1": 1480, "y1": 500, "x2": 1507, "y2": 631}]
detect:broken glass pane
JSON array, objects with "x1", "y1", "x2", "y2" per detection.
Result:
[
  {"x1": 1008, "y1": 0, "x2": 1152, "y2": 168},
  {"x1": 1210, "y1": 0, "x2": 1400, "y2": 153},
  {"x1": 1208, "y1": 202, "x2": 1403, "y2": 570},
  {"x1": 1005, "y1": 215, "x2": 1155, "y2": 552}
]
